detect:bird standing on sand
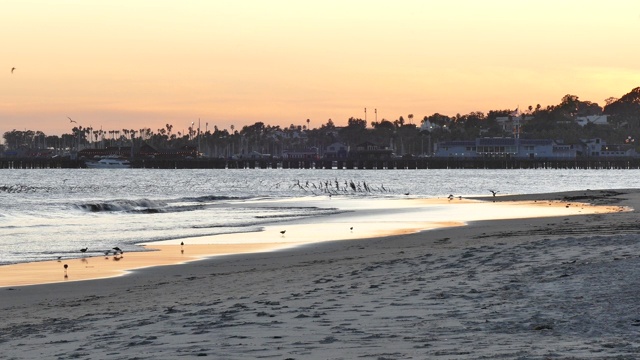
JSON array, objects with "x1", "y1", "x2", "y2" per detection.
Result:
[
  {"x1": 112, "y1": 246, "x2": 123, "y2": 255},
  {"x1": 280, "y1": 230, "x2": 286, "y2": 236},
  {"x1": 80, "y1": 247, "x2": 88, "y2": 253},
  {"x1": 63, "y1": 264, "x2": 68, "y2": 277},
  {"x1": 11, "y1": 67, "x2": 15, "y2": 74}
]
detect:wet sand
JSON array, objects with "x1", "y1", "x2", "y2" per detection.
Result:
[
  {"x1": 0, "y1": 189, "x2": 638, "y2": 359},
  {"x1": 0, "y1": 197, "x2": 616, "y2": 288},
  {"x1": 0, "y1": 243, "x2": 300, "y2": 287}
]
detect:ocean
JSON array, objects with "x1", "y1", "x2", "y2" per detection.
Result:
[{"x1": 1, "y1": 168, "x2": 637, "y2": 265}]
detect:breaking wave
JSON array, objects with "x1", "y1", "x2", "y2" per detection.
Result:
[
  {"x1": 74, "y1": 195, "x2": 242, "y2": 214},
  {"x1": 75, "y1": 199, "x2": 168, "y2": 213}
]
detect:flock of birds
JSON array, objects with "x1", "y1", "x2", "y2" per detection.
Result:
[
  {"x1": 290, "y1": 179, "x2": 392, "y2": 196},
  {"x1": 289, "y1": 179, "x2": 501, "y2": 199},
  {"x1": 61, "y1": 242, "x2": 188, "y2": 278},
  {"x1": 60, "y1": 246, "x2": 126, "y2": 278}
]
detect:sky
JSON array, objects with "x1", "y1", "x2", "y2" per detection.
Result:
[{"x1": 2, "y1": 0, "x2": 640, "y2": 138}]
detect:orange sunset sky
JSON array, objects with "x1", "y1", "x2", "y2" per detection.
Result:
[{"x1": 2, "y1": 0, "x2": 640, "y2": 138}]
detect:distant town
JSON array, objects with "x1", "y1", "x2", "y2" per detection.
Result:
[{"x1": 3, "y1": 87, "x2": 640, "y2": 168}]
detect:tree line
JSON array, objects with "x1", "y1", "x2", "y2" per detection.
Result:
[{"x1": 3, "y1": 87, "x2": 640, "y2": 158}]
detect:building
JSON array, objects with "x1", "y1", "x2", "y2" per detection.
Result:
[
  {"x1": 282, "y1": 147, "x2": 319, "y2": 160},
  {"x1": 576, "y1": 115, "x2": 609, "y2": 127},
  {"x1": 350, "y1": 141, "x2": 393, "y2": 160},
  {"x1": 323, "y1": 142, "x2": 349, "y2": 158},
  {"x1": 434, "y1": 140, "x2": 476, "y2": 158},
  {"x1": 580, "y1": 138, "x2": 636, "y2": 157},
  {"x1": 435, "y1": 138, "x2": 577, "y2": 159},
  {"x1": 435, "y1": 137, "x2": 636, "y2": 159},
  {"x1": 495, "y1": 115, "x2": 534, "y2": 138}
]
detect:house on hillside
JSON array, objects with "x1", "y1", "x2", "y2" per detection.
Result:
[
  {"x1": 576, "y1": 115, "x2": 609, "y2": 127},
  {"x1": 495, "y1": 115, "x2": 534, "y2": 138}
]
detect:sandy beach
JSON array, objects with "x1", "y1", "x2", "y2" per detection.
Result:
[{"x1": 1, "y1": 189, "x2": 639, "y2": 359}]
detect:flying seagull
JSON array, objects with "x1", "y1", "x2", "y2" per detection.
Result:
[
  {"x1": 68, "y1": 117, "x2": 77, "y2": 123},
  {"x1": 11, "y1": 67, "x2": 15, "y2": 74},
  {"x1": 489, "y1": 190, "x2": 498, "y2": 197}
]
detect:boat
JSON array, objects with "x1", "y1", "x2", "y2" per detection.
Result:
[{"x1": 85, "y1": 157, "x2": 131, "y2": 169}]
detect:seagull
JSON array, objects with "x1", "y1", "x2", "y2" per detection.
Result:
[
  {"x1": 68, "y1": 117, "x2": 77, "y2": 123},
  {"x1": 350, "y1": 227, "x2": 353, "y2": 232},
  {"x1": 11, "y1": 67, "x2": 15, "y2": 74},
  {"x1": 280, "y1": 230, "x2": 286, "y2": 236},
  {"x1": 80, "y1": 247, "x2": 88, "y2": 253},
  {"x1": 112, "y1": 246, "x2": 123, "y2": 254},
  {"x1": 448, "y1": 194, "x2": 454, "y2": 200},
  {"x1": 63, "y1": 264, "x2": 68, "y2": 277},
  {"x1": 489, "y1": 190, "x2": 498, "y2": 197}
]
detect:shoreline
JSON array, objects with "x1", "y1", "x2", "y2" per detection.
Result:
[
  {"x1": 1, "y1": 188, "x2": 639, "y2": 359},
  {"x1": 0, "y1": 196, "x2": 622, "y2": 288}
]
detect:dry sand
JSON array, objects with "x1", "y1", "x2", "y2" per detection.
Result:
[{"x1": 1, "y1": 189, "x2": 640, "y2": 359}]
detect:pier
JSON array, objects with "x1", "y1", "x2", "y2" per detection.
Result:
[{"x1": 3, "y1": 157, "x2": 640, "y2": 170}]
